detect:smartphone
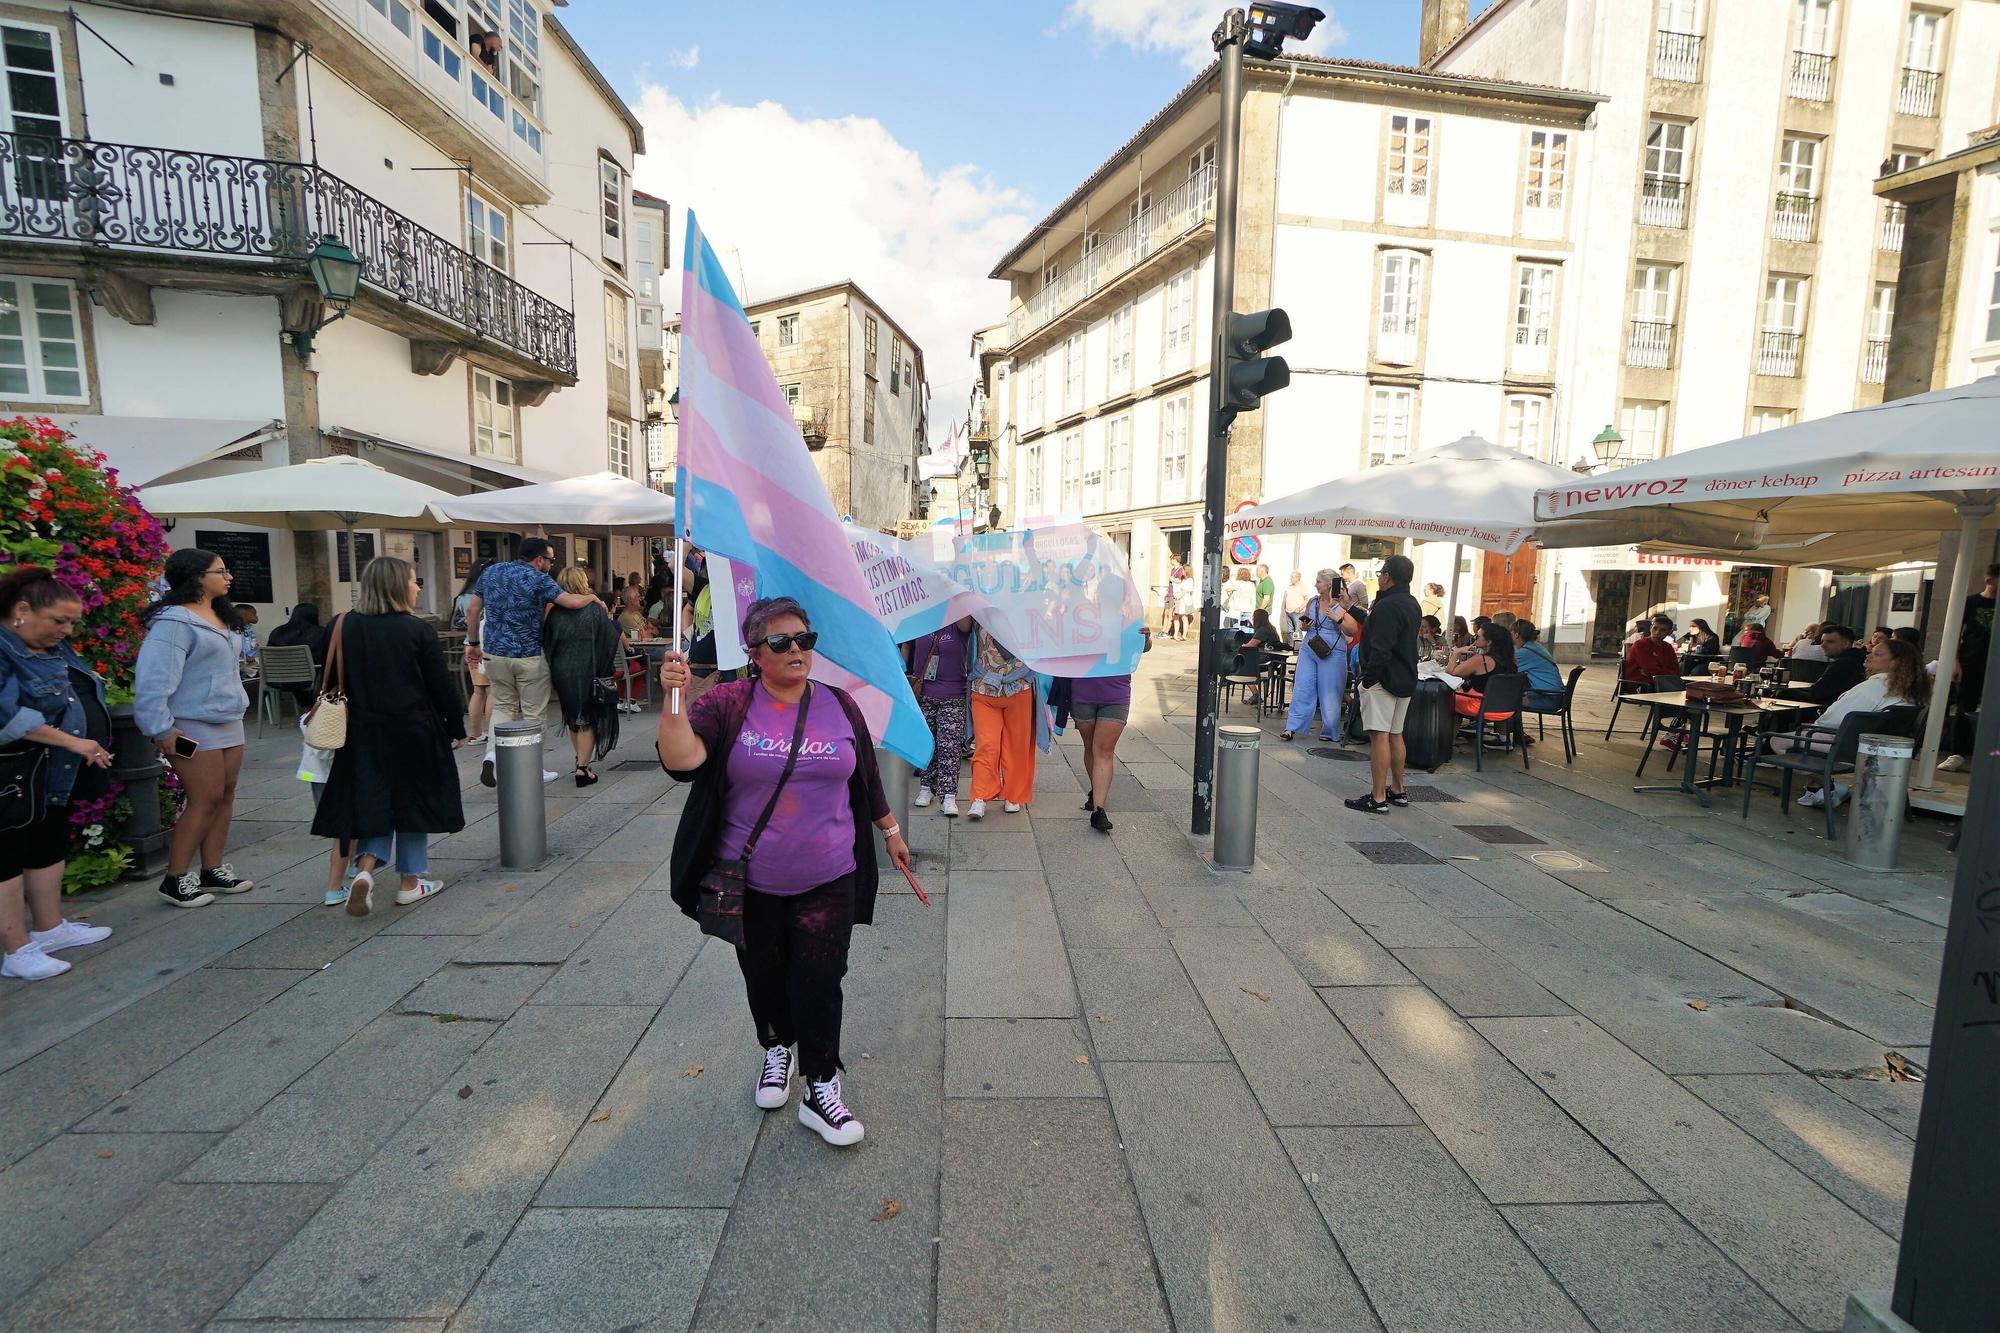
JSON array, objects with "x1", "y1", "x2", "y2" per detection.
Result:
[{"x1": 172, "y1": 734, "x2": 200, "y2": 758}]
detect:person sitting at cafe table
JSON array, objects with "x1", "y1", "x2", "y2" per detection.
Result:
[
  {"x1": 1808, "y1": 624, "x2": 1866, "y2": 704},
  {"x1": 1234, "y1": 608, "x2": 1285, "y2": 706},
  {"x1": 1682, "y1": 619, "x2": 1722, "y2": 658},
  {"x1": 1734, "y1": 622, "x2": 1783, "y2": 669},
  {"x1": 1418, "y1": 614, "x2": 1444, "y2": 662},
  {"x1": 1511, "y1": 620, "x2": 1564, "y2": 711},
  {"x1": 1776, "y1": 639, "x2": 1926, "y2": 808},
  {"x1": 1788, "y1": 623, "x2": 1827, "y2": 662},
  {"x1": 1448, "y1": 623, "x2": 1518, "y2": 736},
  {"x1": 1621, "y1": 615, "x2": 1681, "y2": 690}
]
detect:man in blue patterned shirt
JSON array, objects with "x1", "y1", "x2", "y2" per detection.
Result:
[{"x1": 462, "y1": 538, "x2": 598, "y2": 786}]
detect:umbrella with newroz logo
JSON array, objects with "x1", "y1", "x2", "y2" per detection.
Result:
[{"x1": 1533, "y1": 374, "x2": 2000, "y2": 789}]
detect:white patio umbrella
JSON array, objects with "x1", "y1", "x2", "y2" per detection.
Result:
[
  {"x1": 430, "y1": 471, "x2": 679, "y2": 534},
  {"x1": 1533, "y1": 374, "x2": 2000, "y2": 788}
]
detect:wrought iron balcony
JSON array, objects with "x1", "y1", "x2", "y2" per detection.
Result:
[
  {"x1": 1897, "y1": 67, "x2": 1939, "y2": 117},
  {"x1": 1627, "y1": 319, "x2": 1673, "y2": 370},
  {"x1": 0, "y1": 131, "x2": 576, "y2": 378},
  {"x1": 1005, "y1": 162, "x2": 1215, "y2": 348},
  {"x1": 1756, "y1": 330, "x2": 1802, "y2": 378},
  {"x1": 1771, "y1": 191, "x2": 1818, "y2": 244},
  {"x1": 1654, "y1": 30, "x2": 1703, "y2": 83},
  {"x1": 1639, "y1": 175, "x2": 1688, "y2": 229},
  {"x1": 1789, "y1": 50, "x2": 1833, "y2": 101},
  {"x1": 1862, "y1": 337, "x2": 1889, "y2": 385}
]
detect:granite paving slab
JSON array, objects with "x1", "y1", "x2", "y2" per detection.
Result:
[
  {"x1": 530, "y1": 887, "x2": 707, "y2": 1007},
  {"x1": 451, "y1": 1207, "x2": 724, "y2": 1332},
  {"x1": 284, "y1": 1012, "x2": 497, "y2": 1102},
  {"x1": 581, "y1": 812, "x2": 675, "y2": 863},
  {"x1": 944, "y1": 1019, "x2": 1102, "y2": 1098},
  {"x1": 1069, "y1": 948, "x2": 1229, "y2": 1061},
  {"x1": 538, "y1": 941, "x2": 764, "y2": 1208},
  {"x1": 945, "y1": 871, "x2": 1075, "y2": 1018},
  {"x1": 1281, "y1": 1126, "x2": 1590, "y2": 1332},
  {"x1": 1044, "y1": 858, "x2": 1166, "y2": 950},
  {"x1": 1502, "y1": 1202, "x2": 1804, "y2": 1332},
  {"x1": 207, "y1": 898, "x2": 405, "y2": 970},
  {"x1": 1476, "y1": 1014, "x2": 1898, "y2": 1329},
  {"x1": 1816, "y1": 1073, "x2": 1924, "y2": 1140},
  {"x1": 450, "y1": 860, "x2": 651, "y2": 963},
  {"x1": 1391, "y1": 946, "x2": 1573, "y2": 1018},
  {"x1": 397, "y1": 963, "x2": 553, "y2": 1019},
  {"x1": 0, "y1": 1130, "x2": 220, "y2": 1304},
  {"x1": 1172, "y1": 927, "x2": 1411, "y2": 1127},
  {"x1": 179, "y1": 1092, "x2": 417, "y2": 1184},
  {"x1": 219, "y1": 1003, "x2": 652, "y2": 1322},
  {"x1": 1712, "y1": 1003, "x2": 1915, "y2": 1076},
  {"x1": 1324, "y1": 987, "x2": 1647, "y2": 1205},
  {"x1": 1101, "y1": 1061, "x2": 1382, "y2": 1332},
  {"x1": 1135, "y1": 875, "x2": 1259, "y2": 928},
  {"x1": 1342, "y1": 901, "x2": 1480, "y2": 948},
  {"x1": 948, "y1": 826, "x2": 1045, "y2": 871},
  {"x1": 938, "y1": 1099, "x2": 1169, "y2": 1333},
  {"x1": 1240, "y1": 888, "x2": 1416, "y2": 987},
  {"x1": 1, "y1": 1181, "x2": 331, "y2": 1332}
]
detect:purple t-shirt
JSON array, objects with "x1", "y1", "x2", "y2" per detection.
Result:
[
  {"x1": 1070, "y1": 674, "x2": 1132, "y2": 707},
  {"x1": 713, "y1": 683, "x2": 858, "y2": 893},
  {"x1": 913, "y1": 626, "x2": 969, "y2": 699}
]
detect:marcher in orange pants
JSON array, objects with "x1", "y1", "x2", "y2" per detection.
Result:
[{"x1": 970, "y1": 689, "x2": 1035, "y2": 807}]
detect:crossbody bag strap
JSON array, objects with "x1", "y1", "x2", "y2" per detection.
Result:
[
  {"x1": 317, "y1": 614, "x2": 348, "y2": 697},
  {"x1": 740, "y1": 683, "x2": 812, "y2": 861}
]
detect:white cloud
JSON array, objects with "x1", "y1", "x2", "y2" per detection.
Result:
[
  {"x1": 631, "y1": 85, "x2": 1032, "y2": 441},
  {"x1": 665, "y1": 44, "x2": 699, "y2": 70},
  {"x1": 1060, "y1": 0, "x2": 1347, "y2": 69}
]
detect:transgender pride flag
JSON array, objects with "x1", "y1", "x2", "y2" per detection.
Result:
[{"x1": 675, "y1": 212, "x2": 932, "y2": 767}]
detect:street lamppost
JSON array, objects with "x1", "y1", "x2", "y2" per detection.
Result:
[
  {"x1": 1572, "y1": 422, "x2": 1624, "y2": 473},
  {"x1": 289, "y1": 233, "x2": 364, "y2": 363},
  {"x1": 1190, "y1": 2, "x2": 1323, "y2": 837}
]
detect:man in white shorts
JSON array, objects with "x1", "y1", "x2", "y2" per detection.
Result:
[{"x1": 1345, "y1": 554, "x2": 1419, "y2": 814}]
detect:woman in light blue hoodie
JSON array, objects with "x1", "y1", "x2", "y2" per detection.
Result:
[{"x1": 134, "y1": 548, "x2": 253, "y2": 909}]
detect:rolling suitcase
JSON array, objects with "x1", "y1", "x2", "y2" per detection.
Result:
[{"x1": 1401, "y1": 678, "x2": 1458, "y2": 772}]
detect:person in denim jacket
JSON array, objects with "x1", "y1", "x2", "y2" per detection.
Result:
[
  {"x1": 134, "y1": 548, "x2": 253, "y2": 909},
  {"x1": 0, "y1": 568, "x2": 115, "y2": 981}
]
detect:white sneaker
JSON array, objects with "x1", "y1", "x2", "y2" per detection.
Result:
[
  {"x1": 967, "y1": 799, "x2": 986, "y2": 820},
  {"x1": 541, "y1": 769, "x2": 560, "y2": 783},
  {"x1": 755, "y1": 1044, "x2": 793, "y2": 1110},
  {"x1": 940, "y1": 795, "x2": 959, "y2": 817},
  {"x1": 1938, "y1": 754, "x2": 1968, "y2": 773},
  {"x1": 1003, "y1": 801, "x2": 1024, "y2": 813},
  {"x1": 394, "y1": 878, "x2": 445, "y2": 907},
  {"x1": 799, "y1": 1073, "x2": 864, "y2": 1146},
  {"x1": 913, "y1": 785, "x2": 933, "y2": 808},
  {"x1": 1, "y1": 941, "x2": 70, "y2": 981},
  {"x1": 1828, "y1": 782, "x2": 1851, "y2": 807},
  {"x1": 29, "y1": 919, "x2": 112, "y2": 953},
  {"x1": 1797, "y1": 787, "x2": 1826, "y2": 808}
]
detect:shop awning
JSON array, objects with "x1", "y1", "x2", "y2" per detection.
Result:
[
  {"x1": 322, "y1": 425, "x2": 563, "y2": 490},
  {"x1": 43, "y1": 415, "x2": 282, "y2": 487}
]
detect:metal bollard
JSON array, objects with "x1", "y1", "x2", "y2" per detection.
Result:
[
  {"x1": 1844, "y1": 732, "x2": 1914, "y2": 870},
  {"x1": 494, "y1": 718, "x2": 547, "y2": 869},
  {"x1": 874, "y1": 750, "x2": 914, "y2": 867},
  {"x1": 1213, "y1": 724, "x2": 1260, "y2": 871}
]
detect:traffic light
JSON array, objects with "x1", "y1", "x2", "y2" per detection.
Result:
[{"x1": 1222, "y1": 308, "x2": 1292, "y2": 417}]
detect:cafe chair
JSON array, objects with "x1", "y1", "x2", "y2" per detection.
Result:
[
  {"x1": 1727, "y1": 646, "x2": 1759, "y2": 669},
  {"x1": 1603, "y1": 672, "x2": 1657, "y2": 739},
  {"x1": 1738, "y1": 707, "x2": 1897, "y2": 841},
  {"x1": 1634, "y1": 675, "x2": 1690, "y2": 777},
  {"x1": 1458, "y1": 672, "x2": 1530, "y2": 772},
  {"x1": 1525, "y1": 666, "x2": 1585, "y2": 764},
  {"x1": 256, "y1": 644, "x2": 318, "y2": 735}
]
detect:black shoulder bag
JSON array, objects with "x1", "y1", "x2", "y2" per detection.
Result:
[
  {"x1": 696, "y1": 684, "x2": 813, "y2": 945},
  {"x1": 1304, "y1": 597, "x2": 1336, "y2": 661}
]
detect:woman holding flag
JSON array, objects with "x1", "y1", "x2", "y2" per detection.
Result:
[{"x1": 656, "y1": 597, "x2": 910, "y2": 1148}]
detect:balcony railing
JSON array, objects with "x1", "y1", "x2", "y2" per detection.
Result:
[
  {"x1": 0, "y1": 131, "x2": 576, "y2": 377},
  {"x1": 1627, "y1": 319, "x2": 1673, "y2": 370},
  {"x1": 1771, "y1": 192, "x2": 1818, "y2": 243},
  {"x1": 1898, "y1": 66, "x2": 1939, "y2": 117},
  {"x1": 1879, "y1": 203, "x2": 1906, "y2": 252},
  {"x1": 1654, "y1": 29, "x2": 1703, "y2": 83},
  {"x1": 1640, "y1": 176, "x2": 1688, "y2": 229},
  {"x1": 1789, "y1": 50, "x2": 1833, "y2": 101},
  {"x1": 1005, "y1": 162, "x2": 1215, "y2": 347},
  {"x1": 1863, "y1": 337, "x2": 1889, "y2": 384},
  {"x1": 1756, "y1": 330, "x2": 1802, "y2": 377}
]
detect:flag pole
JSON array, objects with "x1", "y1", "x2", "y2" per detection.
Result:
[{"x1": 669, "y1": 534, "x2": 685, "y2": 715}]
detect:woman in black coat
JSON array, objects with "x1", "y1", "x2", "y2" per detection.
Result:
[{"x1": 310, "y1": 556, "x2": 466, "y2": 916}]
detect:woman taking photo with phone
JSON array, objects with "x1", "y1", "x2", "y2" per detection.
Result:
[
  {"x1": 1282, "y1": 569, "x2": 1355, "y2": 743},
  {"x1": 135, "y1": 548, "x2": 253, "y2": 908},
  {"x1": 0, "y1": 568, "x2": 116, "y2": 980},
  {"x1": 656, "y1": 597, "x2": 909, "y2": 1148}
]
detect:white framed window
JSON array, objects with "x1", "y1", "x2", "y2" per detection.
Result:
[
  {"x1": 1021, "y1": 442, "x2": 1044, "y2": 513},
  {"x1": 1159, "y1": 394, "x2": 1191, "y2": 501},
  {"x1": 0, "y1": 275, "x2": 85, "y2": 402},
  {"x1": 1794, "y1": 0, "x2": 1836, "y2": 54},
  {"x1": 1764, "y1": 274, "x2": 1806, "y2": 333},
  {"x1": 1619, "y1": 398, "x2": 1668, "y2": 459},
  {"x1": 367, "y1": 0, "x2": 415, "y2": 38},
  {"x1": 421, "y1": 24, "x2": 462, "y2": 81},
  {"x1": 1905, "y1": 9, "x2": 1942, "y2": 70},
  {"x1": 473, "y1": 368, "x2": 516, "y2": 463},
  {"x1": 506, "y1": 0, "x2": 543, "y2": 119},
  {"x1": 781, "y1": 381, "x2": 801, "y2": 408},
  {"x1": 889, "y1": 334, "x2": 902, "y2": 395},
  {"x1": 777, "y1": 313, "x2": 800, "y2": 347},
  {"x1": 1523, "y1": 130, "x2": 1568, "y2": 211},
  {"x1": 1164, "y1": 269, "x2": 1196, "y2": 373},
  {"x1": 634, "y1": 216, "x2": 659, "y2": 299},
  {"x1": 466, "y1": 191, "x2": 508, "y2": 270},
  {"x1": 1775, "y1": 136, "x2": 1820, "y2": 241},
  {"x1": 1188, "y1": 141, "x2": 1216, "y2": 179},
  {"x1": 1366, "y1": 386, "x2": 1414, "y2": 467},
  {"x1": 1060, "y1": 429, "x2": 1084, "y2": 511},
  {"x1": 1061, "y1": 332, "x2": 1083, "y2": 416},
  {"x1": 1377, "y1": 250, "x2": 1424, "y2": 364},
  {"x1": 1628, "y1": 263, "x2": 1676, "y2": 368},
  {"x1": 599, "y1": 158, "x2": 624, "y2": 261},
  {"x1": 1044, "y1": 261, "x2": 1060, "y2": 290},
  {"x1": 1659, "y1": 0, "x2": 1702, "y2": 33},
  {"x1": 1386, "y1": 114, "x2": 1431, "y2": 198},
  {"x1": 1641, "y1": 119, "x2": 1691, "y2": 227},
  {"x1": 1987, "y1": 246, "x2": 2000, "y2": 343},
  {"x1": 863, "y1": 314, "x2": 878, "y2": 378},
  {"x1": 1023, "y1": 354, "x2": 1046, "y2": 429},
  {"x1": 1502, "y1": 395, "x2": 1547, "y2": 459},
  {"x1": 1749, "y1": 407, "x2": 1795, "y2": 434},
  {"x1": 1107, "y1": 304, "x2": 1135, "y2": 398},
  {"x1": 1870, "y1": 283, "x2": 1896, "y2": 342},
  {"x1": 1, "y1": 24, "x2": 68, "y2": 203},
  {"x1": 604, "y1": 288, "x2": 628, "y2": 369},
  {"x1": 607, "y1": 418, "x2": 632, "y2": 477},
  {"x1": 1512, "y1": 261, "x2": 1556, "y2": 371},
  {"x1": 471, "y1": 69, "x2": 505, "y2": 120},
  {"x1": 1104, "y1": 411, "x2": 1132, "y2": 510}
]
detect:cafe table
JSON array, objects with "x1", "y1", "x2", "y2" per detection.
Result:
[{"x1": 1621, "y1": 690, "x2": 1820, "y2": 807}]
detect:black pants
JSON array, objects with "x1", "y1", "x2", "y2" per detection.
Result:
[{"x1": 735, "y1": 874, "x2": 855, "y2": 1081}]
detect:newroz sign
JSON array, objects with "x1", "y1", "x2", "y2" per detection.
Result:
[{"x1": 1536, "y1": 464, "x2": 2000, "y2": 519}]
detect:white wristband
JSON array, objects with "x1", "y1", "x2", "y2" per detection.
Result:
[{"x1": 880, "y1": 822, "x2": 901, "y2": 839}]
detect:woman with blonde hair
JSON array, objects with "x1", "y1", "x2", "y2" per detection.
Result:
[
  {"x1": 311, "y1": 556, "x2": 466, "y2": 915},
  {"x1": 545, "y1": 566, "x2": 625, "y2": 786}
]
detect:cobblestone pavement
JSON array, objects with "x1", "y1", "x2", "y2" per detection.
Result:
[{"x1": 0, "y1": 638, "x2": 1951, "y2": 1331}]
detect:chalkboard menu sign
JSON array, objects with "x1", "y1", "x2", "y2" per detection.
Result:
[
  {"x1": 336, "y1": 531, "x2": 376, "y2": 583},
  {"x1": 194, "y1": 530, "x2": 274, "y2": 603}
]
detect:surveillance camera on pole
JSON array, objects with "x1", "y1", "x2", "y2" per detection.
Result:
[{"x1": 1189, "y1": 5, "x2": 1321, "y2": 839}]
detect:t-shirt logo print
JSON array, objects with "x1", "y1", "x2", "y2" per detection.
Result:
[{"x1": 738, "y1": 727, "x2": 843, "y2": 761}]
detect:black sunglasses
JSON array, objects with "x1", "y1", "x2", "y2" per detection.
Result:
[{"x1": 754, "y1": 632, "x2": 818, "y2": 653}]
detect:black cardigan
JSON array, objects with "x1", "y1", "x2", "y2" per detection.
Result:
[
  {"x1": 665, "y1": 678, "x2": 891, "y2": 925},
  {"x1": 309, "y1": 612, "x2": 467, "y2": 839}
]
